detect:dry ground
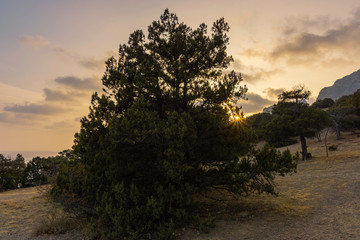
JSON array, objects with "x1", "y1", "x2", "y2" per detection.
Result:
[
  {"x1": 0, "y1": 186, "x2": 86, "y2": 240},
  {"x1": 182, "y1": 132, "x2": 360, "y2": 239},
  {"x1": 0, "y1": 132, "x2": 359, "y2": 239}
]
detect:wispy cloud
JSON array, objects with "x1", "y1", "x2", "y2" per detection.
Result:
[
  {"x1": 19, "y1": 35, "x2": 107, "y2": 69},
  {"x1": 262, "y1": 87, "x2": 286, "y2": 100},
  {"x1": 19, "y1": 35, "x2": 51, "y2": 48},
  {"x1": 2, "y1": 76, "x2": 100, "y2": 123},
  {"x1": 243, "y1": 9, "x2": 360, "y2": 68},
  {"x1": 55, "y1": 76, "x2": 100, "y2": 90},
  {"x1": 230, "y1": 58, "x2": 280, "y2": 83},
  {"x1": 270, "y1": 9, "x2": 360, "y2": 66},
  {"x1": 4, "y1": 103, "x2": 66, "y2": 115}
]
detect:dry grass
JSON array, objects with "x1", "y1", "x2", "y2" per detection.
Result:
[
  {"x1": 1, "y1": 132, "x2": 359, "y2": 240},
  {"x1": 0, "y1": 185, "x2": 88, "y2": 239},
  {"x1": 181, "y1": 131, "x2": 360, "y2": 239}
]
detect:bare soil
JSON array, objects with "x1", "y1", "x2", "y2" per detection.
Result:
[{"x1": 1, "y1": 132, "x2": 359, "y2": 239}]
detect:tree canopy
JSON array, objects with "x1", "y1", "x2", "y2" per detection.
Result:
[
  {"x1": 266, "y1": 87, "x2": 329, "y2": 160},
  {"x1": 327, "y1": 89, "x2": 360, "y2": 133},
  {"x1": 53, "y1": 9, "x2": 298, "y2": 239},
  {"x1": 22, "y1": 156, "x2": 67, "y2": 187},
  {"x1": 0, "y1": 154, "x2": 25, "y2": 191}
]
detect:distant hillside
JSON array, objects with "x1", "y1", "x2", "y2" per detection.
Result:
[{"x1": 317, "y1": 69, "x2": 360, "y2": 101}]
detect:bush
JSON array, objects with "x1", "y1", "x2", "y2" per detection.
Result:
[
  {"x1": 328, "y1": 144, "x2": 338, "y2": 151},
  {"x1": 312, "y1": 98, "x2": 335, "y2": 109}
]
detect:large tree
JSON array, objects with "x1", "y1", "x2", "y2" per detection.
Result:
[
  {"x1": 53, "y1": 10, "x2": 297, "y2": 239},
  {"x1": 266, "y1": 86, "x2": 329, "y2": 160}
]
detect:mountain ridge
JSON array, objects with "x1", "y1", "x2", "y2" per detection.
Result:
[{"x1": 317, "y1": 69, "x2": 360, "y2": 101}]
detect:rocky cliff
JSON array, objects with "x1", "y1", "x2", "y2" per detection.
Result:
[{"x1": 317, "y1": 69, "x2": 360, "y2": 101}]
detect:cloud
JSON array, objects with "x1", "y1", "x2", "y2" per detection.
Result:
[
  {"x1": 280, "y1": 15, "x2": 341, "y2": 37},
  {"x1": 80, "y1": 59, "x2": 106, "y2": 69},
  {"x1": 4, "y1": 103, "x2": 65, "y2": 115},
  {"x1": 0, "y1": 113, "x2": 11, "y2": 123},
  {"x1": 269, "y1": 10, "x2": 360, "y2": 65},
  {"x1": 19, "y1": 35, "x2": 106, "y2": 69},
  {"x1": 262, "y1": 88, "x2": 286, "y2": 100},
  {"x1": 237, "y1": 92, "x2": 275, "y2": 114},
  {"x1": 241, "y1": 9, "x2": 360, "y2": 68},
  {"x1": 2, "y1": 76, "x2": 99, "y2": 118},
  {"x1": 54, "y1": 76, "x2": 100, "y2": 90},
  {"x1": 44, "y1": 88, "x2": 76, "y2": 102},
  {"x1": 19, "y1": 35, "x2": 51, "y2": 48},
  {"x1": 230, "y1": 58, "x2": 280, "y2": 83},
  {"x1": 241, "y1": 49, "x2": 267, "y2": 58}
]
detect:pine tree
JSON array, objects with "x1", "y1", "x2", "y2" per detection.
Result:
[{"x1": 53, "y1": 9, "x2": 298, "y2": 239}]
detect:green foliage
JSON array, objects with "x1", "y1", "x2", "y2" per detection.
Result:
[
  {"x1": 22, "y1": 156, "x2": 67, "y2": 187},
  {"x1": 312, "y1": 98, "x2": 335, "y2": 109},
  {"x1": 246, "y1": 112, "x2": 273, "y2": 140},
  {"x1": 230, "y1": 144, "x2": 298, "y2": 195},
  {"x1": 53, "y1": 9, "x2": 298, "y2": 239},
  {"x1": 0, "y1": 154, "x2": 25, "y2": 191},
  {"x1": 266, "y1": 87, "x2": 330, "y2": 160},
  {"x1": 328, "y1": 90, "x2": 360, "y2": 131},
  {"x1": 278, "y1": 85, "x2": 310, "y2": 104}
]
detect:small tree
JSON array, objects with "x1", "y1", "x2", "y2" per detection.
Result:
[
  {"x1": 312, "y1": 98, "x2": 335, "y2": 109},
  {"x1": 328, "y1": 90, "x2": 360, "y2": 136},
  {"x1": 22, "y1": 156, "x2": 67, "y2": 187},
  {"x1": 0, "y1": 154, "x2": 25, "y2": 191},
  {"x1": 266, "y1": 86, "x2": 330, "y2": 160}
]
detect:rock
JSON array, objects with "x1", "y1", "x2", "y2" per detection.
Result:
[
  {"x1": 263, "y1": 105, "x2": 274, "y2": 114},
  {"x1": 317, "y1": 69, "x2": 360, "y2": 101}
]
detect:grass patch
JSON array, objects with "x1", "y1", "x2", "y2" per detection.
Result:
[{"x1": 35, "y1": 207, "x2": 76, "y2": 235}]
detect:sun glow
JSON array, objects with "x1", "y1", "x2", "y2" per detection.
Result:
[{"x1": 232, "y1": 114, "x2": 245, "y2": 127}]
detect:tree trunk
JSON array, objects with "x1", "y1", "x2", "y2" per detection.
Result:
[
  {"x1": 332, "y1": 119, "x2": 342, "y2": 140},
  {"x1": 324, "y1": 127, "x2": 330, "y2": 158},
  {"x1": 300, "y1": 135, "x2": 307, "y2": 160},
  {"x1": 315, "y1": 131, "x2": 322, "y2": 142}
]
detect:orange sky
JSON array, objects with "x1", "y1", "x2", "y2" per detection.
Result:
[{"x1": 1, "y1": 0, "x2": 360, "y2": 152}]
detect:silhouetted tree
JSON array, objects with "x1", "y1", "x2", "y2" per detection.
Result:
[{"x1": 53, "y1": 9, "x2": 298, "y2": 239}]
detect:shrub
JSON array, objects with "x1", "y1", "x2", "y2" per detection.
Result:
[{"x1": 328, "y1": 145, "x2": 338, "y2": 151}]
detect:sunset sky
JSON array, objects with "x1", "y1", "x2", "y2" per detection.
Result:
[{"x1": 1, "y1": 0, "x2": 360, "y2": 152}]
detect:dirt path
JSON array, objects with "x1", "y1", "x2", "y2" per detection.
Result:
[
  {"x1": 1, "y1": 132, "x2": 359, "y2": 239},
  {"x1": 181, "y1": 132, "x2": 360, "y2": 239}
]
